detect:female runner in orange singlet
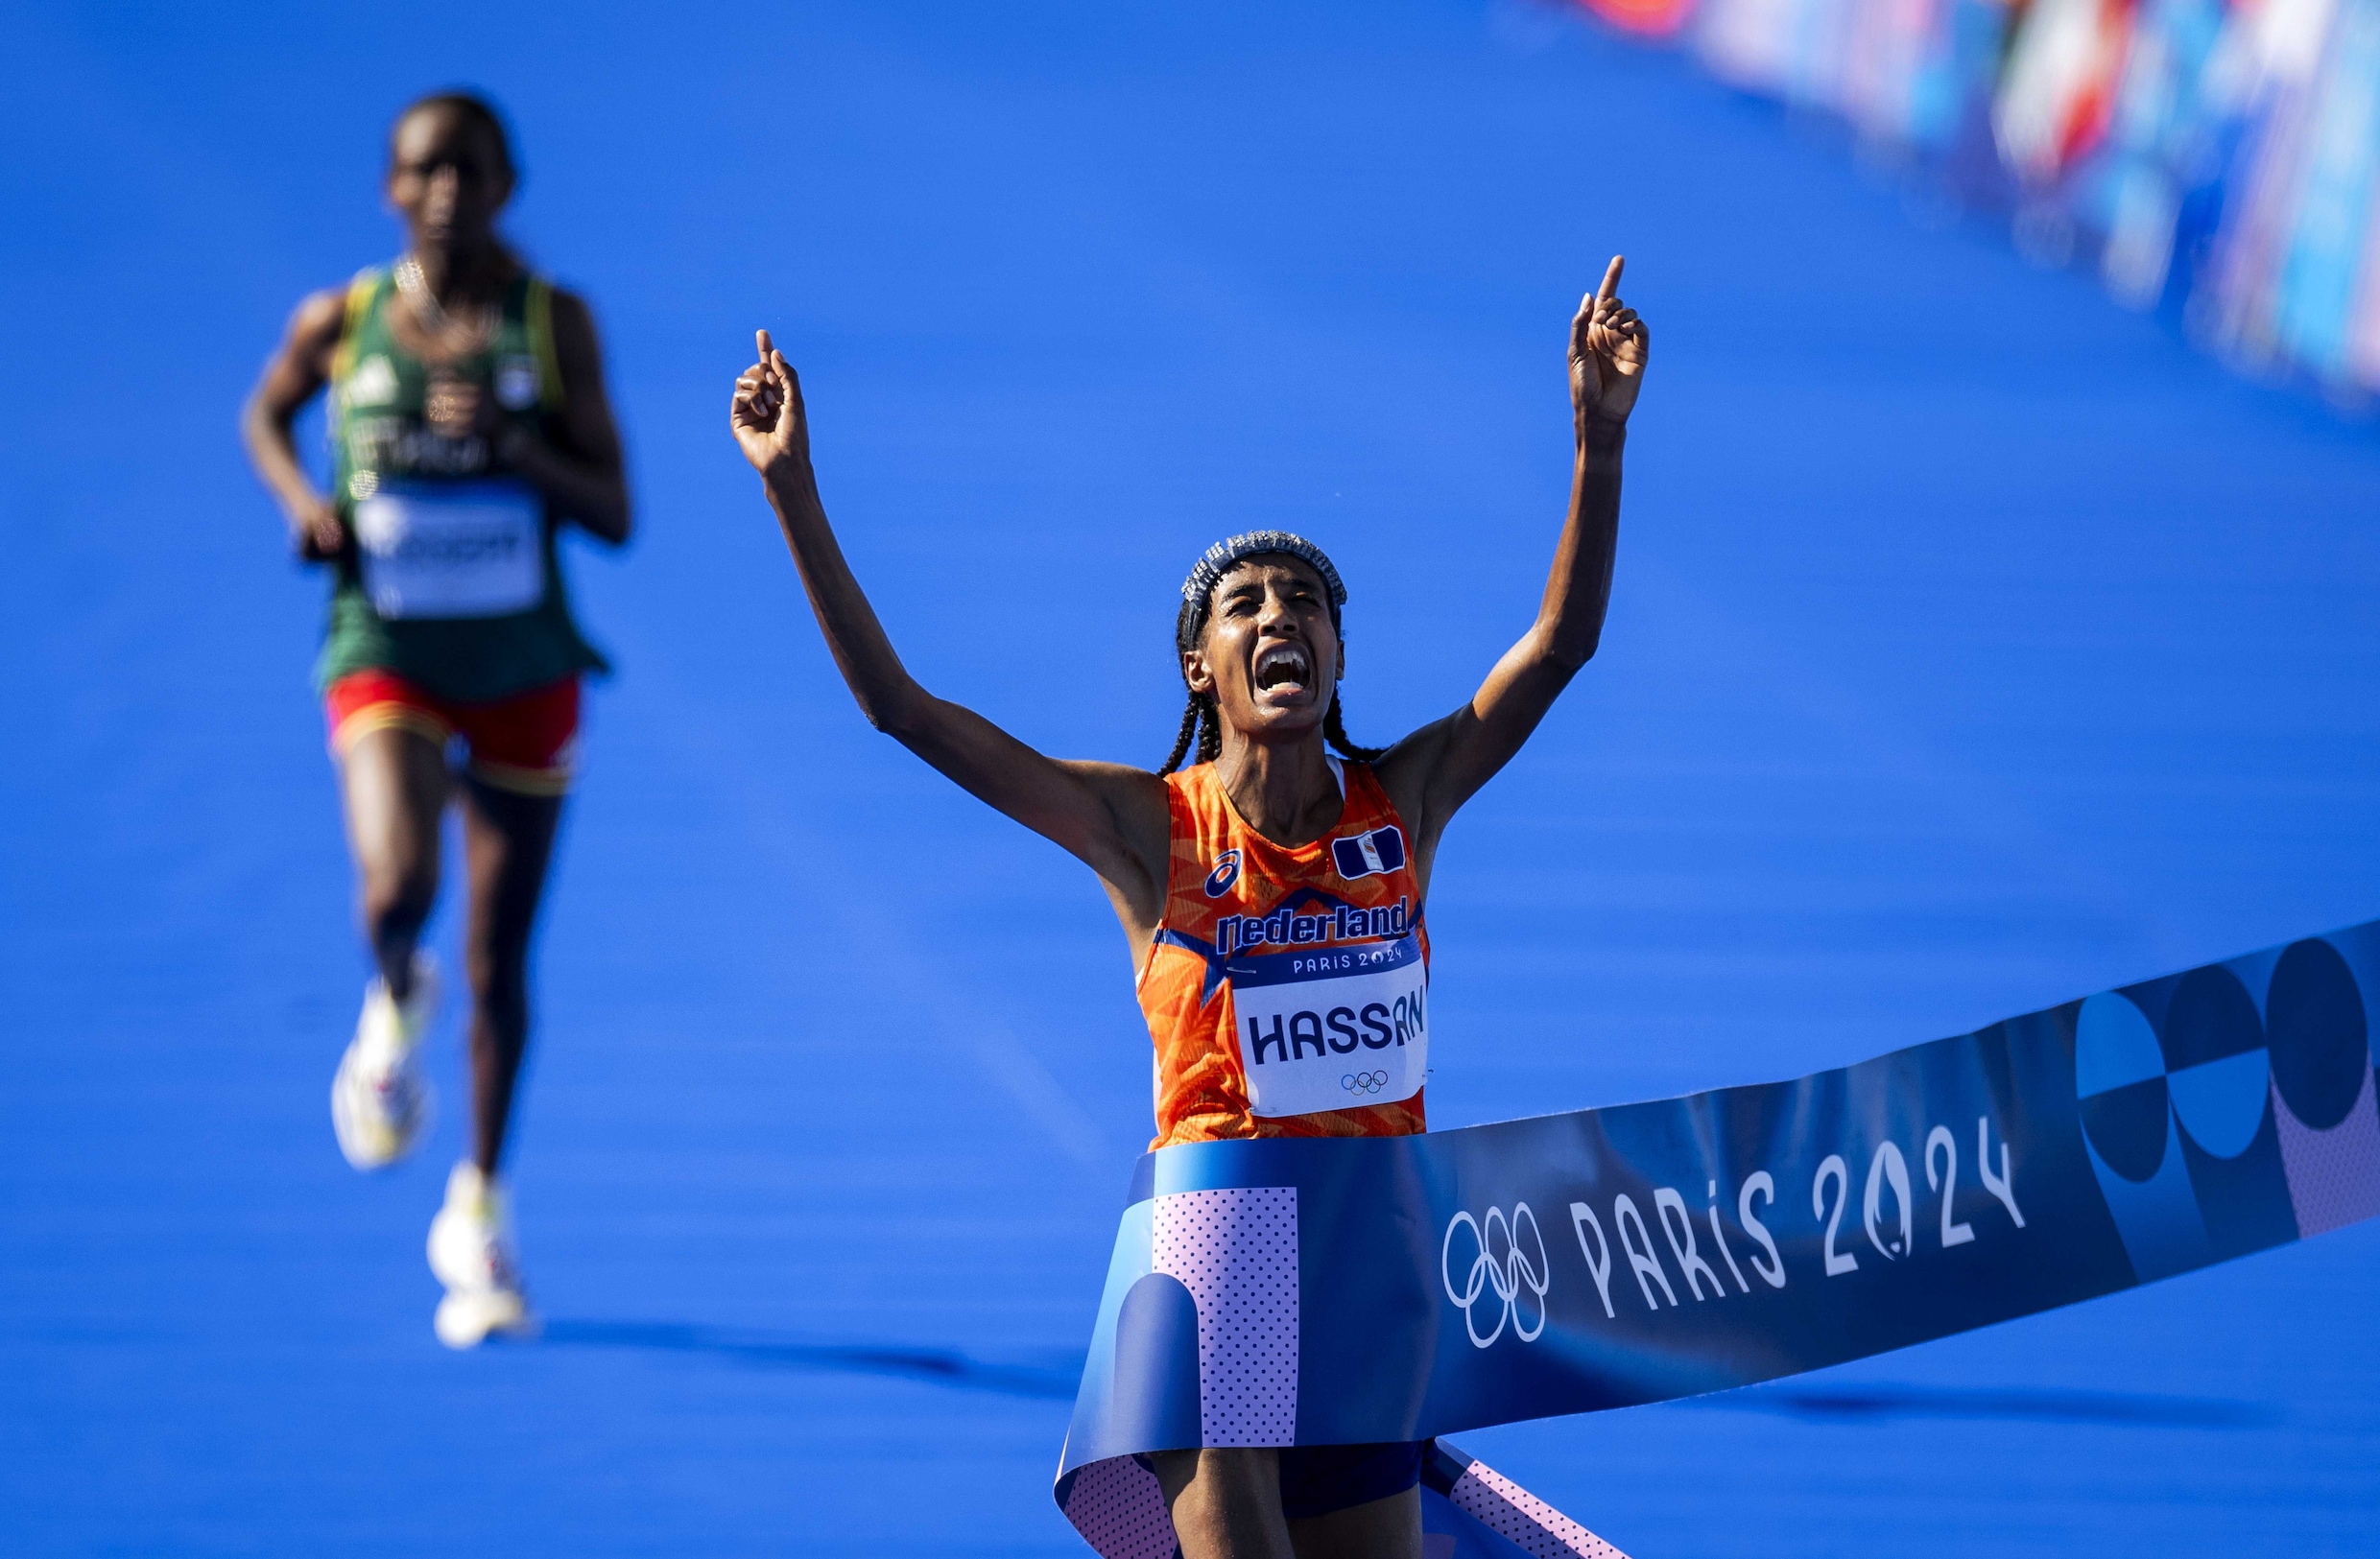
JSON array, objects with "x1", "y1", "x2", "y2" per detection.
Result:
[{"x1": 729, "y1": 260, "x2": 1646, "y2": 1559}]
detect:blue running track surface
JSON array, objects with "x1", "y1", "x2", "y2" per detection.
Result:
[{"x1": 4, "y1": 3, "x2": 2377, "y2": 1554}]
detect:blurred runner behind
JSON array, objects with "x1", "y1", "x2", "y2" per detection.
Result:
[{"x1": 241, "y1": 89, "x2": 631, "y2": 1349}]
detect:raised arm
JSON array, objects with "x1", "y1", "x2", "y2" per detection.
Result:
[
  {"x1": 1374, "y1": 256, "x2": 1648, "y2": 858},
  {"x1": 730, "y1": 332, "x2": 1171, "y2": 933}
]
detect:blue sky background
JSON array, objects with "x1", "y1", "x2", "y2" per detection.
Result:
[{"x1": 4, "y1": 2, "x2": 2377, "y2": 1554}]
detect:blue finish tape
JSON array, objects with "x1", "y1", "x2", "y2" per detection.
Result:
[{"x1": 1053, "y1": 920, "x2": 2380, "y2": 1556}]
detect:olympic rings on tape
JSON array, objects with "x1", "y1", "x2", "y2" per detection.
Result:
[
  {"x1": 1441, "y1": 1203, "x2": 1550, "y2": 1349},
  {"x1": 1342, "y1": 1071, "x2": 1391, "y2": 1095}
]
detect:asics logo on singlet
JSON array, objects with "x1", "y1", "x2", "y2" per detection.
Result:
[
  {"x1": 1342, "y1": 1070, "x2": 1390, "y2": 1095},
  {"x1": 1442, "y1": 1203, "x2": 1550, "y2": 1349},
  {"x1": 1331, "y1": 825, "x2": 1407, "y2": 881},
  {"x1": 1204, "y1": 849, "x2": 1242, "y2": 898}
]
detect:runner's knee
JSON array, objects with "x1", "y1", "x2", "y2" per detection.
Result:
[
  {"x1": 464, "y1": 933, "x2": 526, "y2": 1002},
  {"x1": 361, "y1": 866, "x2": 438, "y2": 937},
  {"x1": 461, "y1": 908, "x2": 533, "y2": 1028}
]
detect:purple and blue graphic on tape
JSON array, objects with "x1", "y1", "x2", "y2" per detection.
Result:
[{"x1": 1053, "y1": 919, "x2": 2380, "y2": 1558}]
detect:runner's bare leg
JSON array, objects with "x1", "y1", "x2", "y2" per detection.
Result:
[
  {"x1": 1154, "y1": 1450, "x2": 1294, "y2": 1559},
  {"x1": 339, "y1": 727, "x2": 448, "y2": 1002},
  {"x1": 1287, "y1": 1489, "x2": 1422, "y2": 1559},
  {"x1": 1152, "y1": 1450, "x2": 1425, "y2": 1559},
  {"x1": 458, "y1": 778, "x2": 562, "y2": 1176}
]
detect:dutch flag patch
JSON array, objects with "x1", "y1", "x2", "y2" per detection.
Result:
[{"x1": 1330, "y1": 824, "x2": 1407, "y2": 881}]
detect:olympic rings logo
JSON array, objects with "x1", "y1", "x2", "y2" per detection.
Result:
[
  {"x1": 1441, "y1": 1203, "x2": 1549, "y2": 1349},
  {"x1": 1342, "y1": 1071, "x2": 1391, "y2": 1095}
]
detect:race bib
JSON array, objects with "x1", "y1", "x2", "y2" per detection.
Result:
[
  {"x1": 1228, "y1": 933, "x2": 1427, "y2": 1116},
  {"x1": 352, "y1": 481, "x2": 545, "y2": 620}
]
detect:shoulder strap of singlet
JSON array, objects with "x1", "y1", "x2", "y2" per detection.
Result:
[
  {"x1": 1160, "y1": 766, "x2": 1204, "y2": 857},
  {"x1": 1339, "y1": 758, "x2": 1406, "y2": 834},
  {"x1": 326, "y1": 266, "x2": 384, "y2": 387},
  {"x1": 524, "y1": 273, "x2": 566, "y2": 414}
]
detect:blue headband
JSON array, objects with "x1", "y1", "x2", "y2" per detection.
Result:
[{"x1": 1179, "y1": 531, "x2": 1348, "y2": 614}]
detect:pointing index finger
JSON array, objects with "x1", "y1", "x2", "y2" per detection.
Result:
[{"x1": 1595, "y1": 255, "x2": 1625, "y2": 305}]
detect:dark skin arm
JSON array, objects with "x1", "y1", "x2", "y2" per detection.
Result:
[
  {"x1": 240, "y1": 282, "x2": 632, "y2": 555},
  {"x1": 1370, "y1": 255, "x2": 1645, "y2": 891},
  {"x1": 731, "y1": 332, "x2": 1175, "y2": 958},
  {"x1": 242, "y1": 288, "x2": 351, "y2": 559},
  {"x1": 730, "y1": 261, "x2": 1645, "y2": 947}
]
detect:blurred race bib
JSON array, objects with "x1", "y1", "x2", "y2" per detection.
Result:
[{"x1": 353, "y1": 480, "x2": 545, "y2": 620}]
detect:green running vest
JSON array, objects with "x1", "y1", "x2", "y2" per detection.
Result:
[{"x1": 318, "y1": 265, "x2": 607, "y2": 701}]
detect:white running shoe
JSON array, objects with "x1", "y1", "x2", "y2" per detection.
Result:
[
  {"x1": 329, "y1": 955, "x2": 439, "y2": 1170},
  {"x1": 427, "y1": 1162, "x2": 539, "y2": 1349}
]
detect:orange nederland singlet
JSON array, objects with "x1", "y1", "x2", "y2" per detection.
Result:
[{"x1": 1139, "y1": 758, "x2": 1429, "y2": 1149}]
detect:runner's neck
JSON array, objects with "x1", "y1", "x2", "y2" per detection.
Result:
[
  {"x1": 1210, "y1": 729, "x2": 1345, "y2": 848},
  {"x1": 406, "y1": 242, "x2": 514, "y2": 308}
]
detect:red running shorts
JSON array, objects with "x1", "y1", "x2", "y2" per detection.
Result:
[{"x1": 325, "y1": 670, "x2": 579, "y2": 797}]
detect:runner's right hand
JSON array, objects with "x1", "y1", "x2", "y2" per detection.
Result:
[
  {"x1": 288, "y1": 493, "x2": 346, "y2": 561},
  {"x1": 730, "y1": 329, "x2": 812, "y2": 478},
  {"x1": 424, "y1": 373, "x2": 493, "y2": 441},
  {"x1": 1570, "y1": 255, "x2": 1648, "y2": 430}
]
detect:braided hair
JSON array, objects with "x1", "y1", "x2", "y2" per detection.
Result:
[{"x1": 1159, "y1": 531, "x2": 1387, "y2": 774}]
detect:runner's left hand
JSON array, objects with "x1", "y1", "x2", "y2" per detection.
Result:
[{"x1": 1570, "y1": 256, "x2": 1649, "y2": 430}]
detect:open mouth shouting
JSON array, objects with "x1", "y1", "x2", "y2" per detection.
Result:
[{"x1": 1252, "y1": 642, "x2": 1314, "y2": 705}]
